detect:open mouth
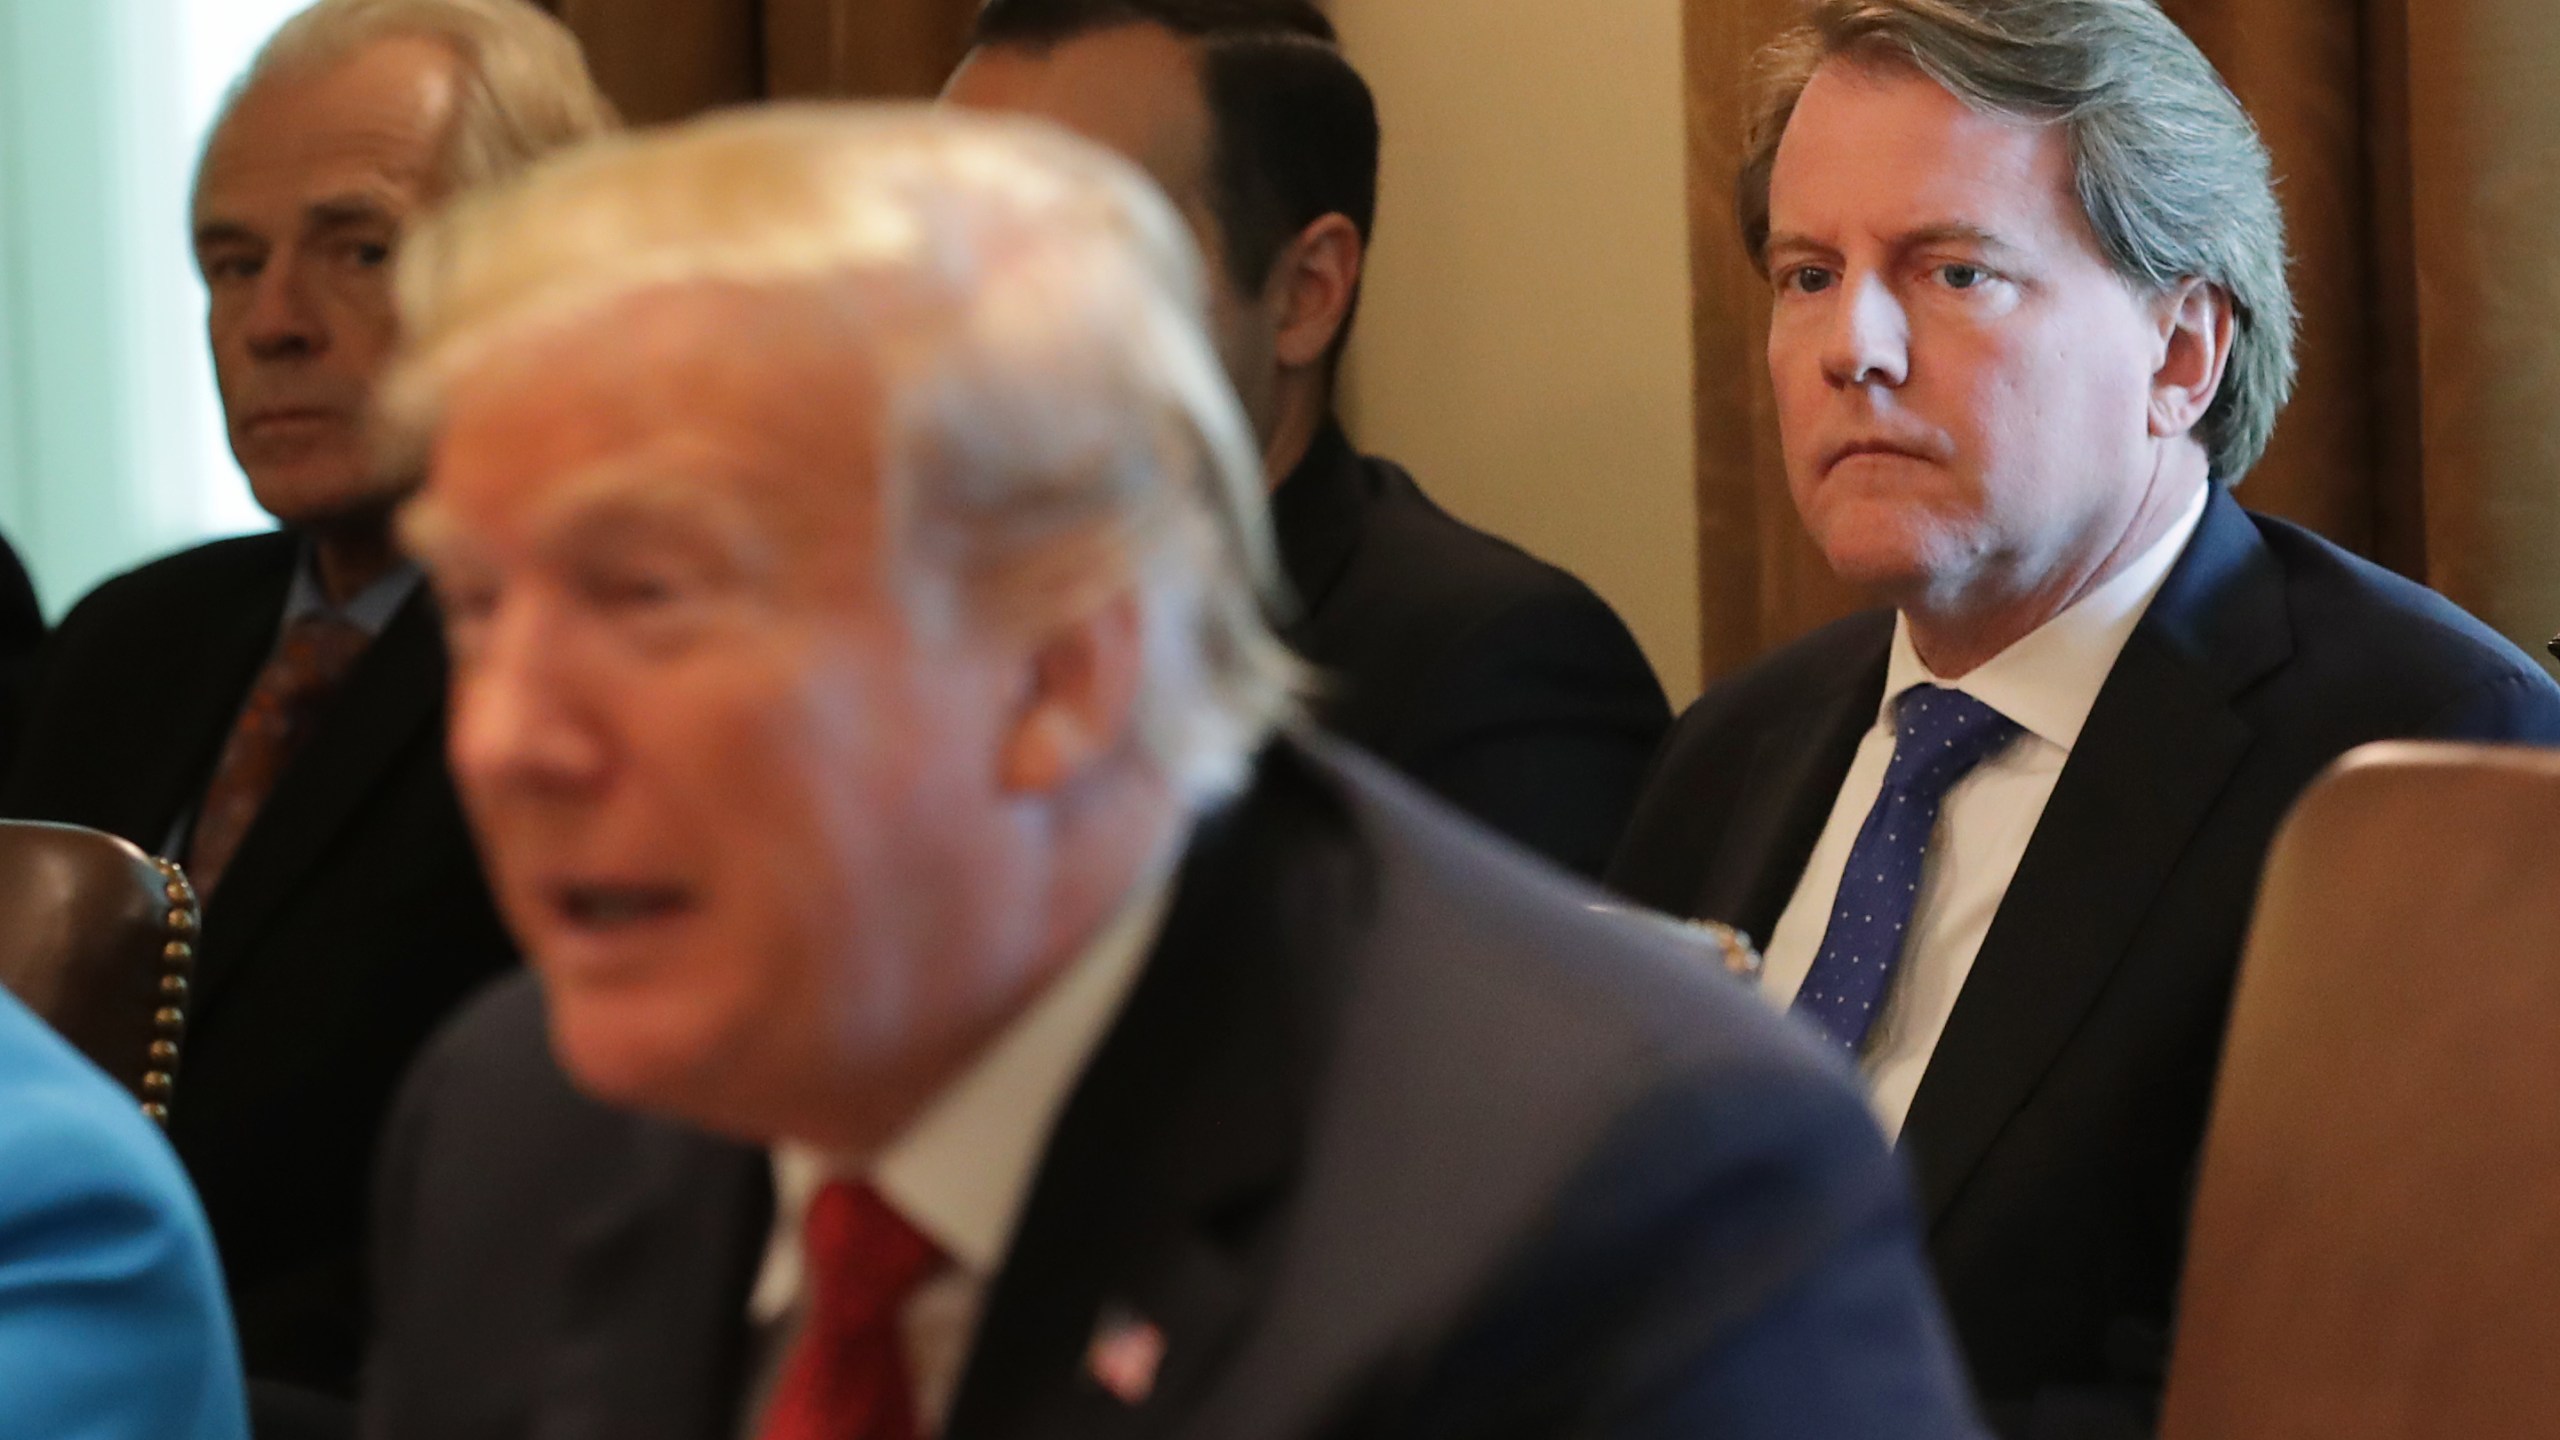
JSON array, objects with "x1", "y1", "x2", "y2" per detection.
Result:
[{"x1": 551, "y1": 883, "x2": 692, "y2": 931}]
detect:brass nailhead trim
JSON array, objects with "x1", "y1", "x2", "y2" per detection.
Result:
[{"x1": 145, "y1": 859, "x2": 200, "y2": 1129}]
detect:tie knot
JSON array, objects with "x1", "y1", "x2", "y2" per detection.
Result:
[
  {"x1": 270, "y1": 613, "x2": 373, "y2": 697},
  {"x1": 803, "y1": 1180, "x2": 945, "y2": 1335},
  {"x1": 1883, "y1": 684, "x2": 2020, "y2": 799}
]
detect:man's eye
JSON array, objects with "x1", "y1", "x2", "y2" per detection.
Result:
[
  {"x1": 1781, "y1": 266, "x2": 1837, "y2": 296},
  {"x1": 586, "y1": 570, "x2": 693, "y2": 614},
  {"x1": 1938, "y1": 263, "x2": 1990, "y2": 290},
  {"x1": 347, "y1": 240, "x2": 394, "y2": 268}
]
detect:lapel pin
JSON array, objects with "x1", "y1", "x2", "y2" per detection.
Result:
[{"x1": 1085, "y1": 1305, "x2": 1167, "y2": 1406}]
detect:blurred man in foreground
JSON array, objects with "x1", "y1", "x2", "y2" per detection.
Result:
[
  {"x1": 0, "y1": 984, "x2": 246, "y2": 1439},
  {"x1": 1608, "y1": 0, "x2": 2560, "y2": 1430},
  {"x1": 1, "y1": 0, "x2": 614, "y2": 1399},
  {"x1": 947, "y1": 0, "x2": 1670, "y2": 877},
  {"x1": 362, "y1": 106, "x2": 1983, "y2": 1439}
]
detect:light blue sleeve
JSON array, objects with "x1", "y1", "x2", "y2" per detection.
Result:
[{"x1": 0, "y1": 992, "x2": 248, "y2": 1440}]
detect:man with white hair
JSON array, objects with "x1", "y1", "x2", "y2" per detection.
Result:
[
  {"x1": 361, "y1": 106, "x2": 1985, "y2": 1440},
  {"x1": 0, "y1": 0, "x2": 613, "y2": 1403}
]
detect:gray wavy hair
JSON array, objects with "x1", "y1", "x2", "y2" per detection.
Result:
[
  {"x1": 201, "y1": 0, "x2": 617, "y2": 203},
  {"x1": 1738, "y1": 0, "x2": 2297, "y2": 485},
  {"x1": 386, "y1": 106, "x2": 1303, "y2": 806}
]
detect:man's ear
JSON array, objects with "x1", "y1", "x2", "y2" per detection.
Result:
[
  {"x1": 2149, "y1": 278, "x2": 2235, "y2": 443},
  {"x1": 997, "y1": 590, "x2": 1146, "y2": 796},
  {"x1": 1268, "y1": 213, "x2": 1365, "y2": 372}
]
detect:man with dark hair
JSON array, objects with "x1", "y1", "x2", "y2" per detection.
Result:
[
  {"x1": 1607, "y1": 0, "x2": 2560, "y2": 1432},
  {"x1": 948, "y1": 0, "x2": 1670, "y2": 878}
]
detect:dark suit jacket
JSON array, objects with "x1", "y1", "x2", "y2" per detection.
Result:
[
  {"x1": 364, "y1": 738, "x2": 1985, "y2": 1440},
  {"x1": 0, "y1": 530, "x2": 47, "y2": 766},
  {"x1": 1274, "y1": 421, "x2": 1670, "y2": 877},
  {"x1": 1609, "y1": 491, "x2": 2560, "y2": 1435},
  {"x1": 0, "y1": 530, "x2": 515, "y2": 1398}
]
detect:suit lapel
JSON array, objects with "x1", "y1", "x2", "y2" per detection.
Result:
[
  {"x1": 191, "y1": 588, "x2": 448, "y2": 1014},
  {"x1": 540, "y1": 1126, "x2": 771, "y2": 1440},
  {"x1": 1698, "y1": 624, "x2": 1888, "y2": 947},
  {"x1": 945, "y1": 743, "x2": 1355, "y2": 1440},
  {"x1": 110, "y1": 542, "x2": 298, "y2": 851},
  {"x1": 1901, "y1": 492, "x2": 2290, "y2": 1223}
]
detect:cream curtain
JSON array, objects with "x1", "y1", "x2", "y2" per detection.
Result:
[
  {"x1": 539, "y1": 0, "x2": 977, "y2": 123},
  {"x1": 1686, "y1": 0, "x2": 2560, "y2": 682}
]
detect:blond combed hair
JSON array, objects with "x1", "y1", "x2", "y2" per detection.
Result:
[
  {"x1": 205, "y1": 0, "x2": 617, "y2": 201},
  {"x1": 388, "y1": 105, "x2": 1304, "y2": 805}
]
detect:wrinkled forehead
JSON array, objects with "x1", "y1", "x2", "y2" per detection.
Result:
[
  {"x1": 195, "y1": 36, "x2": 462, "y2": 226},
  {"x1": 412, "y1": 284, "x2": 898, "y2": 575},
  {"x1": 1770, "y1": 56, "x2": 2079, "y2": 241}
]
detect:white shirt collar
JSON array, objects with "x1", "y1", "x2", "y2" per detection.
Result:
[
  {"x1": 752, "y1": 849, "x2": 1181, "y2": 1320},
  {"x1": 1882, "y1": 483, "x2": 2209, "y2": 753}
]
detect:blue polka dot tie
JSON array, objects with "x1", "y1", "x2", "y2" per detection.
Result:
[{"x1": 1793, "y1": 684, "x2": 2022, "y2": 1054}]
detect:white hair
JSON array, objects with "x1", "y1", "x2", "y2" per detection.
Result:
[
  {"x1": 387, "y1": 104, "x2": 1303, "y2": 805},
  {"x1": 200, "y1": 0, "x2": 617, "y2": 204}
]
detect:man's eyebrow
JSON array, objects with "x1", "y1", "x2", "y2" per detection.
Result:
[
  {"x1": 1761, "y1": 223, "x2": 2032, "y2": 264},
  {"x1": 306, "y1": 194, "x2": 401, "y2": 231},
  {"x1": 192, "y1": 220, "x2": 262, "y2": 253},
  {"x1": 1762, "y1": 230, "x2": 1835, "y2": 260},
  {"x1": 193, "y1": 194, "x2": 399, "y2": 254},
  {"x1": 1896, "y1": 222, "x2": 2026, "y2": 260},
  {"x1": 523, "y1": 463, "x2": 779, "y2": 577}
]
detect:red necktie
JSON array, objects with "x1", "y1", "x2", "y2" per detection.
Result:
[
  {"x1": 185, "y1": 613, "x2": 372, "y2": 900},
  {"x1": 759, "y1": 1180, "x2": 947, "y2": 1440}
]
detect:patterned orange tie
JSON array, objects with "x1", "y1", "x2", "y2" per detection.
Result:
[
  {"x1": 185, "y1": 613, "x2": 372, "y2": 900},
  {"x1": 760, "y1": 1180, "x2": 947, "y2": 1440}
]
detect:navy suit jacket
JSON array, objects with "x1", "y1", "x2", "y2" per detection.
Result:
[
  {"x1": 0, "y1": 530, "x2": 516, "y2": 1397},
  {"x1": 1274, "y1": 421, "x2": 1670, "y2": 877},
  {"x1": 0, "y1": 983, "x2": 247, "y2": 1438},
  {"x1": 1610, "y1": 490, "x2": 2560, "y2": 1435},
  {"x1": 365, "y1": 738, "x2": 1984, "y2": 1440}
]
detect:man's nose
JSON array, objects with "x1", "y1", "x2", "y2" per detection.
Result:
[
  {"x1": 1820, "y1": 272, "x2": 1910, "y2": 390},
  {"x1": 449, "y1": 604, "x2": 610, "y2": 802},
  {"x1": 240, "y1": 255, "x2": 325, "y2": 362}
]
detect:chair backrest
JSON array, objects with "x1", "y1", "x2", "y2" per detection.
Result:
[
  {"x1": 2161, "y1": 741, "x2": 2560, "y2": 1440},
  {"x1": 0, "y1": 820, "x2": 198, "y2": 1121}
]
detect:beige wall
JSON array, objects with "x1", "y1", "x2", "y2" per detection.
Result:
[{"x1": 1331, "y1": 0, "x2": 1703, "y2": 702}]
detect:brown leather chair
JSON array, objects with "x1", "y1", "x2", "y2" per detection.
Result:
[
  {"x1": 0, "y1": 820, "x2": 198, "y2": 1121},
  {"x1": 2161, "y1": 741, "x2": 2560, "y2": 1440}
]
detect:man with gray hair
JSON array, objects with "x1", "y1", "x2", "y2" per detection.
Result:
[
  {"x1": 360, "y1": 105, "x2": 1985, "y2": 1439},
  {"x1": 1610, "y1": 0, "x2": 2560, "y2": 1432},
  {"x1": 0, "y1": 0, "x2": 614, "y2": 1406}
]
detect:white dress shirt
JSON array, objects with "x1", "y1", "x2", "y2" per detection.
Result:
[
  {"x1": 737, "y1": 855, "x2": 1178, "y2": 1436},
  {"x1": 1759, "y1": 484, "x2": 2208, "y2": 1139}
]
